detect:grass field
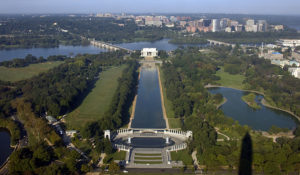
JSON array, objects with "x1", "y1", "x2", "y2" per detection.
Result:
[
  {"x1": 170, "y1": 150, "x2": 193, "y2": 165},
  {"x1": 215, "y1": 67, "x2": 245, "y2": 89},
  {"x1": 158, "y1": 66, "x2": 182, "y2": 129},
  {"x1": 0, "y1": 61, "x2": 63, "y2": 82},
  {"x1": 66, "y1": 65, "x2": 126, "y2": 130}
]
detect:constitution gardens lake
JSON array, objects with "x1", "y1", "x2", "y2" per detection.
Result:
[
  {"x1": 0, "y1": 131, "x2": 13, "y2": 166},
  {"x1": 208, "y1": 87, "x2": 298, "y2": 131}
]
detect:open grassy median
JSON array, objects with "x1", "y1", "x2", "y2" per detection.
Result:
[
  {"x1": 215, "y1": 67, "x2": 245, "y2": 89},
  {"x1": 171, "y1": 150, "x2": 193, "y2": 165},
  {"x1": 66, "y1": 65, "x2": 127, "y2": 129},
  {"x1": 0, "y1": 61, "x2": 63, "y2": 82},
  {"x1": 135, "y1": 153, "x2": 162, "y2": 156},
  {"x1": 134, "y1": 157, "x2": 162, "y2": 160}
]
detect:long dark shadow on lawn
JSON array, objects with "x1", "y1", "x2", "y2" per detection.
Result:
[{"x1": 238, "y1": 132, "x2": 253, "y2": 175}]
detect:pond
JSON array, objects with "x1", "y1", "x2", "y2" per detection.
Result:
[
  {"x1": 208, "y1": 87, "x2": 298, "y2": 131},
  {"x1": 131, "y1": 66, "x2": 166, "y2": 129},
  {"x1": 119, "y1": 137, "x2": 174, "y2": 148},
  {"x1": 0, "y1": 131, "x2": 13, "y2": 166}
]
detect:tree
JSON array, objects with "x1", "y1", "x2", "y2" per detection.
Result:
[{"x1": 108, "y1": 162, "x2": 120, "y2": 173}]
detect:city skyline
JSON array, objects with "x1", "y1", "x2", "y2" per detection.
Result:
[{"x1": 0, "y1": 0, "x2": 300, "y2": 15}]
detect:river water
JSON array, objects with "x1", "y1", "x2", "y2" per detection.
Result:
[
  {"x1": 0, "y1": 131, "x2": 13, "y2": 166},
  {"x1": 208, "y1": 87, "x2": 297, "y2": 131},
  {"x1": 0, "y1": 39, "x2": 205, "y2": 61},
  {"x1": 0, "y1": 45, "x2": 107, "y2": 62},
  {"x1": 130, "y1": 66, "x2": 166, "y2": 129}
]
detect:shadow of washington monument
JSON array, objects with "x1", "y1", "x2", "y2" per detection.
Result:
[{"x1": 238, "y1": 132, "x2": 253, "y2": 175}]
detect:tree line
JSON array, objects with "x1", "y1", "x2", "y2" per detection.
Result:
[{"x1": 0, "y1": 54, "x2": 69, "y2": 68}]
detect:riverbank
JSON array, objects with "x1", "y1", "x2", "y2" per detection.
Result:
[
  {"x1": 205, "y1": 84, "x2": 300, "y2": 123},
  {"x1": 216, "y1": 97, "x2": 227, "y2": 109},
  {"x1": 261, "y1": 98, "x2": 300, "y2": 122},
  {"x1": 157, "y1": 66, "x2": 170, "y2": 129}
]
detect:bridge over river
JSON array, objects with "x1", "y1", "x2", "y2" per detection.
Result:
[{"x1": 89, "y1": 39, "x2": 134, "y2": 53}]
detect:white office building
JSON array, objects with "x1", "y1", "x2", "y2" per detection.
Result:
[{"x1": 211, "y1": 19, "x2": 220, "y2": 32}]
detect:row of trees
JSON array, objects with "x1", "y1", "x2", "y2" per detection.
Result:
[
  {"x1": 0, "y1": 35, "x2": 59, "y2": 50},
  {"x1": 202, "y1": 29, "x2": 300, "y2": 44},
  {"x1": 0, "y1": 54, "x2": 69, "y2": 68}
]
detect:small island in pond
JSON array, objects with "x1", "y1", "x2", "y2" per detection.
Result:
[{"x1": 242, "y1": 93, "x2": 261, "y2": 109}]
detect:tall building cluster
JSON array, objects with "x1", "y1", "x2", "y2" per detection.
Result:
[{"x1": 94, "y1": 13, "x2": 285, "y2": 33}]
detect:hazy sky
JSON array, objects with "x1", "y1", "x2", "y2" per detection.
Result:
[{"x1": 0, "y1": 0, "x2": 299, "y2": 15}]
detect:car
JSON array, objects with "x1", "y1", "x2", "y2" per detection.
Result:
[{"x1": 123, "y1": 170, "x2": 128, "y2": 173}]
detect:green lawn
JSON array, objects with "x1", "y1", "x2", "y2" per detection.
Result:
[
  {"x1": 215, "y1": 67, "x2": 245, "y2": 89},
  {"x1": 135, "y1": 153, "x2": 161, "y2": 156},
  {"x1": 0, "y1": 61, "x2": 63, "y2": 82},
  {"x1": 112, "y1": 151, "x2": 127, "y2": 160},
  {"x1": 168, "y1": 118, "x2": 182, "y2": 129},
  {"x1": 66, "y1": 65, "x2": 127, "y2": 130},
  {"x1": 171, "y1": 150, "x2": 193, "y2": 165}
]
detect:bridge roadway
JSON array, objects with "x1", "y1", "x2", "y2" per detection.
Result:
[{"x1": 89, "y1": 39, "x2": 134, "y2": 53}]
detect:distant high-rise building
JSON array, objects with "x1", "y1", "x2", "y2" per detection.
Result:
[
  {"x1": 246, "y1": 19, "x2": 255, "y2": 26},
  {"x1": 257, "y1": 20, "x2": 268, "y2": 32},
  {"x1": 235, "y1": 24, "x2": 244, "y2": 32},
  {"x1": 230, "y1": 20, "x2": 239, "y2": 27},
  {"x1": 211, "y1": 19, "x2": 220, "y2": 32},
  {"x1": 203, "y1": 19, "x2": 211, "y2": 27},
  {"x1": 220, "y1": 18, "x2": 229, "y2": 29}
]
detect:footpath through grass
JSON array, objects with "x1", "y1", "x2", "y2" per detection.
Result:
[
  {"x1": 159, "y1": 66, "x2": 181, "y2": 128},
  {"x1": 66, "y1": 65, "x2": 127, "y2": 130},
  {"x1": 215, "y1": 67, "x2": 245, "y2": 89},
  {"x1": 0, "y1": 61, "x2": 63, "y2": 82}
]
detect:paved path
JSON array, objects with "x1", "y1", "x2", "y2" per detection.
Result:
[
  {"x1": 157, "y1": 66, "x2": 170, "y2": 129},
  {"x1": 215, "y1": 127, "x2": 230, "y2": 141},
  {"x1": 97, "y1": 153, "x2": 106, "y2": 167},
  {"x1": 192, "y1": 151, "x2": 199, "y2": 169}
]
